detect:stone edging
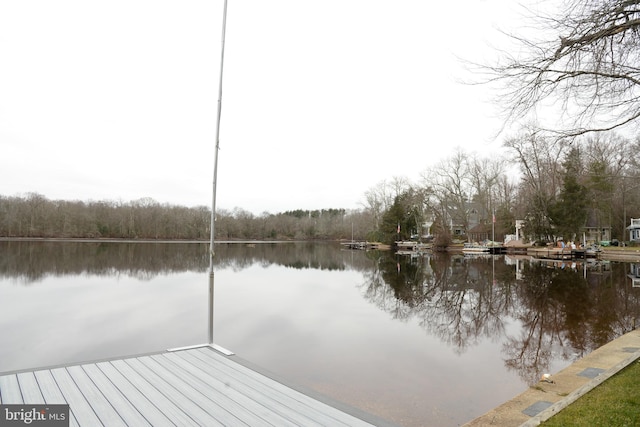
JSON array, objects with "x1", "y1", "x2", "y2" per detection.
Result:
[{"x1": 519, "y1": 350, "x2": 640, "y2": 426}]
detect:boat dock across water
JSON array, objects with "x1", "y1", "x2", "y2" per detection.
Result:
[
  {"x1": 527, "y1": 247, "x2": 599, "y2": 260},
  {"x1": 342, "y1": 241, "x2": 391, "y2": 250}
]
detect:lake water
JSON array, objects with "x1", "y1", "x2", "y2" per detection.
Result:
[{"x1": 1, "y1": 241, "x2": 639, "y2": 426}]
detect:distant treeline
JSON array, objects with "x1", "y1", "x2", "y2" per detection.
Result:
[{"x1": 0, "y1": 193, "x2": 373, "y2": 240}]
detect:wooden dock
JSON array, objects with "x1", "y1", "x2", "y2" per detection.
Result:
[
  {"x1": 341, "y1": 241, "x2": 389, "y2": 251},
  {"x1": 527, "y1": 247, "x2": 595, "y2": 260},
  {"x1": 0, "y1": 346, "x2": 378, "y2": 427},
  {"x1": 395, "y1": 241, "x2": 432, "y2": 252}
]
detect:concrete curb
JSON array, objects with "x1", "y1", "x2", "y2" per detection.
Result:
[{"x1": 519, "y1": 350, "x2": 640, "y2": 426}]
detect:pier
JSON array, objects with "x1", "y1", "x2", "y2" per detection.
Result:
[
  {"x1": 342, "y1": 241, "x2": 389, "y2": 250},
  {"x1": 395, "y1": 241, "x2": 432, "y2": 252},
  {"x1": 527, "y1": 247, "x2": 599, "y2": 260},
  {"x1": 0, "y1": 346, "x2": 378, "y2": 427}
]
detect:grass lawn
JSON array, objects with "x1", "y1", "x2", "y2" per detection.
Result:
[{"x1": 541, "y1": 360, "x2": 640, "y2": 426}]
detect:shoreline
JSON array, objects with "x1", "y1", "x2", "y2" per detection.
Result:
[
  {"x1": 3, "y1": 237, "x2": 640, "y2": 260},
  {"x1": 0, "y1": 237, "x2": 320, "y2": 244},
  {"x1": 463, "y1": 328, "x2": 640, "y2": 426}
]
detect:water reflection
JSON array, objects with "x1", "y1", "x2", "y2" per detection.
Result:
[
  {"x1": 0, "y1": 241, "x2": 351, "y2": 283},
  {"x1": 2, "y1": 241, "x2": 640, "y2": 426},
  {"x1": 363, "y1": 251, "x2": 640, "y2": 386},
  {"x1": 2, "y1": 240, "x2": 640, "y2": 386},
  {"x1": 0, "y1": 240, "x2": 209, "y2": 282}
]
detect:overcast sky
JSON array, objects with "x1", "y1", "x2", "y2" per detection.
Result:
[{"x1": 1, "y1": 1, "x2": 533, "y2": 214}]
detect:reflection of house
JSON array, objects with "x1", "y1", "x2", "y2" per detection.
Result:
[
  {"x1": 582, "y1": 209, "x2": 611, "y2": 243},
  {"x1": 628, "y1": 218, "x2": 640, "y2": 242},
  {"x1": 628, "y1": 263, "x2": 640, "y2": 288}
]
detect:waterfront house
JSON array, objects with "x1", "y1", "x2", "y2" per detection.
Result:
[
  {"x1": 628, "y1": 218, "x2": 640, "y2": 242},
  {"x1": 582, "y1": 208, "x2": 611, "y2": 243},
  {"x1": 444, "y1": 202, "x2": 493, "y2": 240}
]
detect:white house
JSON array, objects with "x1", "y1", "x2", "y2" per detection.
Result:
[
  {"x1": 628, "y1": 218, "x2": 640, "y2": 242},
  {"x1": 629, "y1": 263, "x2": 640, "y2": 288}
]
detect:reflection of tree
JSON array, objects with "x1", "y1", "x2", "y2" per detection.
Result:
[
  {"x1": 0, "y1": 241, "x2": 359, "y2": 284},
  {"x1": 379, "y1": 254, "x2": 427, "y2": 311},
  {"x1": 359, "y1": 251, "x2": 405, "y2": 318},
  {"x1": 418, "y1": 256, "x2": 512, "y2": 354},
  {"x1": 4, "y1": 241, "x2": 640, "y2": 385},
  {"x1": 358, "y1": 252, "x2": 640, "y2": 385},
  {"x1": 587, "y1": 263, "x2": 638, "y2": 346},
  {"x1": 0, "y1": 241, "x2": 210, "y2": 283},
  {"x1": 503, "y1": 264, "x2": 570, "y2": 385},
  {"x1": 506, "y1": 262, "x2": 640, "y2": 385},
  {"x1": 359, "y1": 253, "x2": 515, "y2": 353}
]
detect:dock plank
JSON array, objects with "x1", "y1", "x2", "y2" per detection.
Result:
[
  {"x1": 94, "y1": 361, "x2": 176, "y2": 427},
  {"x1": 190, "y1": 348, "x2": 335, "y2": 425},
  {"x1": 16, "y1": 372, "x2": 45, "y2": 404},
  {"x1": 0, "y1": 374, "x2": 22, "y2": 404},
  {"x1": 80, "y1": 364, "x2": 152, "y2": 427},
  {"x1": 192, "y1": 347, "x2": 374, "y2": 427},
  {"x1": 33, "y1": 370, "x2": 80, "y2": 427},
  {"x1": 109, "y1": 359, "x2": 199, "y2": 427},
  {"x1": 190, "y1": 349, "x2": 338, "y2": 426},
  {"x1": 174, "y1": 350, "x2": 313, "y2": 426},
  {"x1": 1, "y1": 347, "x2": 379, "y2": 427},
  {"x1": 150, "y1": 353, "x2": 276, "y2": 426},
  {"x1": 66, "y1": 365, "x2": 127, "y2": 427},
  {"x1": 159, "y1": 352, "x2": 299, "y2": 426},
  {"x1": 50, "y1": 367, "x2": 103, "y2": 427},
  {"x1": 124, "y1": 357, "x2": 229, "y2": 427}
]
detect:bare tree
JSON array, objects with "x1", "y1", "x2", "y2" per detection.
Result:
[
  {"x1": 390, "y1": 176, "x2": 410, "y2": 200},
  {"x1": 425, "y1": 150, "x2": 474, "y2": 235},
  {"x1": 486, "y1": 0, "x2": 640, "y2": 137},
  {"x1": 584, "y1": 133, "x2": 635, "y2": 177},
  {"x1": 468, "y1": 155, "x2": 506, "y2": 216},
  {"x1": 504, "y1": 127, "x2": 568, "y2": 240},
  {"x1": 361, "y1": 180, "x2": 397, "y2": 231},
  {"x1": 494, "y1": 175, "x2": 518, "y2": 215}
]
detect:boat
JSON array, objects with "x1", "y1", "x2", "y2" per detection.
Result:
[{"x1": 462, "y1": 243, "x2": 490, "y2": 254}]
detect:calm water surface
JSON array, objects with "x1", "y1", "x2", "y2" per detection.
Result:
[{"x1": 1, "y1": 241, "x2": 639, "y2": 427}]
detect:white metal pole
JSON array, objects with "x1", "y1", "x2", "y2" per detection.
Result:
[
  {"x1": 209, "y1": 0, "x2": 229, "y2": 346},
  {"x1": 210, "y1": 0, "x2": 228, "y2": 270}
]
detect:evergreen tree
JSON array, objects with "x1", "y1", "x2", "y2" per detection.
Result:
[
  {"x1": 549, "y1": 148, "x2": 588, "y2": 241},
  {"x1": 380, "y1": 192, "x2": 423, "y2": 245},
  {"x1": 381, "y1": 196, "x2": 406, "y2": 244}
]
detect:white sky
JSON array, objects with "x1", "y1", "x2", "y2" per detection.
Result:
[{"x1": 0, "y1": 0, "x2": 533, "y2": 214}]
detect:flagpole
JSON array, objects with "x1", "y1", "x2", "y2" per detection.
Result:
[
  {"x1": 492, "y1": 209, "x2": 495, "y2": 243},
  {"x1": 209, "y1": 0, "x2": 229, "y2": 346}
]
